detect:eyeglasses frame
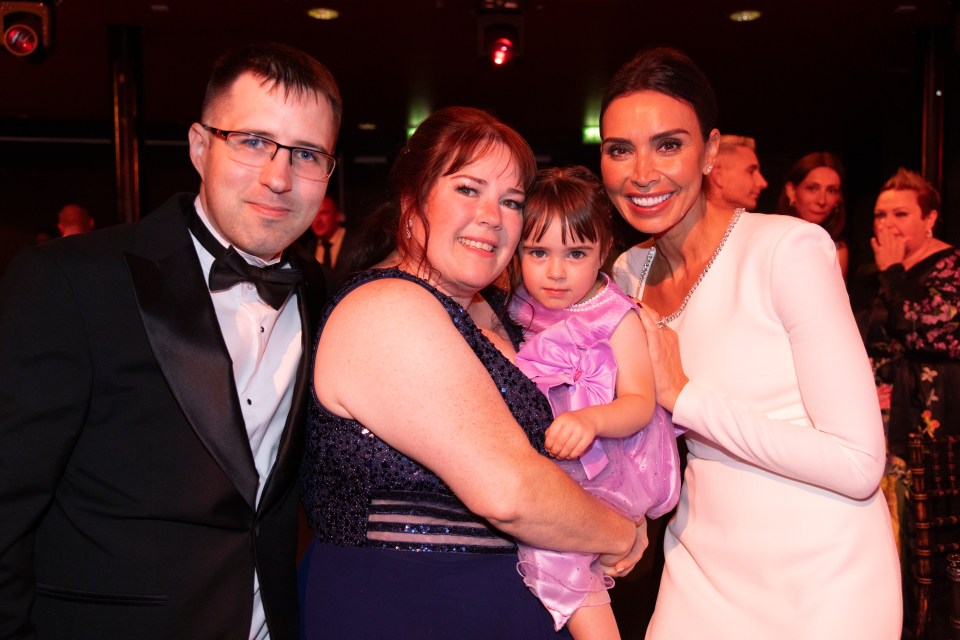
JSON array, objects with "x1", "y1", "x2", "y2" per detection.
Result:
[{"x1": 200, "y1": 124, "x2": 337, "y2": 181}]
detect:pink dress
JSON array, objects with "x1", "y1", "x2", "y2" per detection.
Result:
[{"x1": 510, "y1": 274, "x2": 681, "y2": 630}]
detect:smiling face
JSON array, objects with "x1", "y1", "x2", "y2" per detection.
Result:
[
  {"x1": 412, "y1": 143, "x2": 526, "y2": 304},
  {"x1": 874, "y1": 188, "x2": 936, "y2": 258},
  {"x1": 189, "y1": 72, "x2": 337, "y2": 260},
  {"x1": 600, "y1": 90, "x2": 717, "y2": 235},
  {"x1": 786, "y1": 166, "x2": 842, "y2": 226},
  {"x1": 520, "y1": 216, "x2": 604, "y2": 310}
]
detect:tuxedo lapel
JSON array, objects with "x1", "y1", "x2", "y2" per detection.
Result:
[
  {"x1": 257, "y1": 246, "x2": 324, "y2": 512},
  {"x1": 125, "y1": 196, "x2": 259, "y2": 509}
]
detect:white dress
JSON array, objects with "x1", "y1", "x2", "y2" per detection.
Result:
[{"x1": 613, "y1": 212, "x2": 902, "y2": 640}]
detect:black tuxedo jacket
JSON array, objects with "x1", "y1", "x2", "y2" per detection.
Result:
[{"x1": 0, "y1": 194, "x2": 326, "y2": 639}]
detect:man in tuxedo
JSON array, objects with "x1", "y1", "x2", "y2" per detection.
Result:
[
  {"x1": 0, "y1": 42, "x2": 339, "y2": 639},
  {"x1": 299, "y1": 195, "x2": 360, "y2": 287}
]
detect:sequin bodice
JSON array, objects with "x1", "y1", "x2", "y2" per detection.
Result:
[{"x1": 300, "y1": 268, "x2": 554, "y2": 552}]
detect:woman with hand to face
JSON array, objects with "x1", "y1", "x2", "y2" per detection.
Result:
[
  {"x1": 298, "y1": 106, "x2": 646, "y2": 639},
  {"x1": 604, "y1": 48, "x2": 901, "y2": 639},
  {"x1": 862, "y1": 168, "x2": 959, "y2": 456}
]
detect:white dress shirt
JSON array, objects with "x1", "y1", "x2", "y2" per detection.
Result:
[{"x1": 191, "y1": 198, "x2": 301, "y2": 640}]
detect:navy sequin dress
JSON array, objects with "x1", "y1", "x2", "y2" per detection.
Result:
[{"x1": 299, "y1": 268, "x2": 571, "y2": 639}]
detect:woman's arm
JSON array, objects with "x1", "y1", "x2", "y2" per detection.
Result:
[
  {"x1": 644, "y1": 224, "x2": 885, "y2": 500},
  {"x1": 315, "y1": 277, "x2": 638, "y2": 557}
]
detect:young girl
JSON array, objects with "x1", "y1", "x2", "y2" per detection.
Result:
[{"x1": 509, "y1": 166, "x2": 681, "y2": 639}]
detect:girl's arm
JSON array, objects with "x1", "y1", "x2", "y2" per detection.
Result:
[
  {"x1": 315, "y1": 277, "x2": 640, "y2": 558},
  {"x1": 544, "y1": 310, "x2": 657, "y2": 459}
]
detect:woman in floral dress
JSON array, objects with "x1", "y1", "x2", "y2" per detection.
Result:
[{"x1": 861, "y1": 167, "x2": 960, "y2": 457}]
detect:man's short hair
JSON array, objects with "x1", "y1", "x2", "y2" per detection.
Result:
[
  {"x1": 717, "y1": 135, "x2": 756, "y2": 155},
  {"x1": 201, "y1": 42, "x2": 342, "y2": 136}
]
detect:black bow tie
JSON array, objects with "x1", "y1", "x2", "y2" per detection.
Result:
[{"x1": 187, "y1": 209, "x2": 302, "y2": 310}]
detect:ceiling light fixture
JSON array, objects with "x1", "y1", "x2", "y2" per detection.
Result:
[
  {"x1": 729, "y1": 10, "x2": 761, "y2": 22},
  {"x1": 307, "y1": 7, "x2": 340, "y2": 20}
]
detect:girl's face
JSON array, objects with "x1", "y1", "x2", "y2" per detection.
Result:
[
  {"x1": 413, "y1": 143, "x2": 526, "y2": 305},
  {"x1": 600, "y1": 90, "x2": 717, "y2": 236},
  {"x1": 785, "y1": 166, "x2": 842, "y2": 226},
  {"x1": 873, "y1": 189, "x2": 936, "y2": 257},
  {"x1": 519, "y1": 217, "x2": 604, "y2": 310}
]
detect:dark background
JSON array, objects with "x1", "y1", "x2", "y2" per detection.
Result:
[
  {"x1": 1, "y1": 0, "x2": 958, "y2": 634},
  {"x1": 0, "y1": 0, "x2": 957, "y2": 271}
]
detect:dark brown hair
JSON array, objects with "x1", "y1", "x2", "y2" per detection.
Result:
[
  {"x1": 601, "y1": 47, "x2": 718, "y2": 141},
  {"x1": 510, "y1": 164, "x2": 614, "y2": 293},
  {"x1": 202, "y1": 42, "x2": 342, "y2": 138},
  {"x1": 776, "y1": 151, "x2": 847, "y2": 242}
]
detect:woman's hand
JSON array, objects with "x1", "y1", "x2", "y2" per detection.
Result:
[
  {"x1": 600, "y1": 518, "x2": 649, "y2": 577},
  {"x1": 636, "y1": 305, "x2": 688, "y2": 412},
  {"x1": 871, "y1": 225, "x2": 906, "y2": 271}
]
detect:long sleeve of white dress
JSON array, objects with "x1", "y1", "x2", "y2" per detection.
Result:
[{"x1": 671, "y1": 220, "x2": 885, "y2": 500}]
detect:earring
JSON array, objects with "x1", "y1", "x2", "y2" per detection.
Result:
[
  {"x1": 927, "y1": 229, "x2": 933, "y2": 238},
  {"x1": 405, "y1": 218, "x2": 412, "y2": 240},
  {"x1": 705, "y1": 165, "x2": 713, "y2": 175}
]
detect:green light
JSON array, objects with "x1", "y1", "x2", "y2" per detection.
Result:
[{"x1": 582, "y1": 126, "x2": 601, "y2": 145}]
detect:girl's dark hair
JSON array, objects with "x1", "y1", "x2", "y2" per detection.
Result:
[
  {"x1": 776, "y1": 151, "x2": 847, "y2": 241},
  {"x1": 508, "y1": 165, "x2": 614, "y2": 301},
  {"x1": 601, "y1": 47, "x2": 718, "y2": 141}
]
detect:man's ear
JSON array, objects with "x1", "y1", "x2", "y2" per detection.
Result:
[{"x1": 188, "y1": 123, "x2": 208, "y2": 177}]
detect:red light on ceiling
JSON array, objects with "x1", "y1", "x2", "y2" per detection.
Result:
[
  {"x1": 490, "y1": 37, "x2": 513, "y2": 66},
  {"x1": 3, "y1": 24, "x2": 39, "y2": 57}
]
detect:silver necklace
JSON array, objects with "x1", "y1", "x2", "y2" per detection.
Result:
[{"x1": 636, "y1": 209, "x2": 742, "y2": 328}]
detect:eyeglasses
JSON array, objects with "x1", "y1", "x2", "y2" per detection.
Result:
[{"x1": 201, "y1": 125, "x2": 337, "y2": 181}]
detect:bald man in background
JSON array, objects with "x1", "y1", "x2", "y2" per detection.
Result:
[{"x1": 56, "y1": 204, "x2": 94, "y2": 236}]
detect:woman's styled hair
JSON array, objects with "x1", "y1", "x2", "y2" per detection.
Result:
[
  {"x1": 776, "y1": 151, "x2": 847, "y2": 242},
  {"x1": 392, "y1": 106, "x2": 536, "y2": 269},
  {"x1": 338, "y1": 107, "x2": 536, "y2": 279},
  {"x1": 600, "y1": 46, "x2": 718, "y2": 141},
  {"x1": 879, "y1": 167, "x2": 941, "y2": 219}
]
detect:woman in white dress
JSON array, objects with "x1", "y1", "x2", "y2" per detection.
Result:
[{"x1": 602, "y1": 47, "x2": 902, "y2": 639}]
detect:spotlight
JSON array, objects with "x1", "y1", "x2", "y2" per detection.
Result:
[
  {"x1": 4, "y1": 22, "x2": 37, "y2": 56},
  {"x1": 477, "y1": 2, "x2": 523, "y2": 68},
  {"x1": 0, "y1": 2, "x2": 52, "y2": 59},
  {"x1": 490, "y1": 36, "x2": 514, "y2": 66}
]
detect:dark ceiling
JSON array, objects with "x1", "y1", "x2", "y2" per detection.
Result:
[
  {"x1": 1, "y1": 0, "x2": 952, "y2": 140},
  {"x1": 0, "y1": 0, "x2": 956, "y2": 236}
]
